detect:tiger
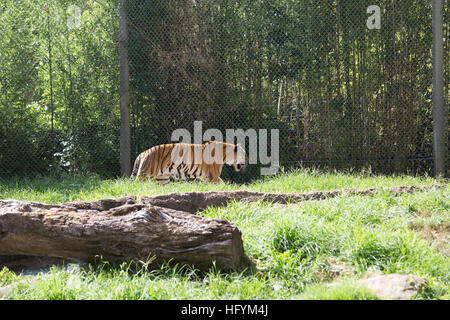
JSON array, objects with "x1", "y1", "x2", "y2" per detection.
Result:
[{"x1": 131, "y1": 141, "x2": 248, "y2": 184}]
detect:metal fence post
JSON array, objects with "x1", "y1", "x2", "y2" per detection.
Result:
[
  {"x1": 119, "y1": 0, "x2": 131, "y2": 177},
  {"x1": 432, "y1": 0, "x2": 447, "y2": 177}
]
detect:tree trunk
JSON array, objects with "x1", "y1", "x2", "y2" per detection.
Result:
[
  {"x1": 119, "y1": 0, "x2": 131, "y2": 177},
  {"x1": 0, "y1": 197, "x2": 246, "y2": 271}
]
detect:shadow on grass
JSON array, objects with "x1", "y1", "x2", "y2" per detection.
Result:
[{"x1": 0, "y1": 173, "x2": 105, "y2": 200}]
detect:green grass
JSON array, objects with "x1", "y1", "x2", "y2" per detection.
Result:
[
  {"x1": 0, "y1": 168, "x2": 444, "y2": 204},
  {"x1": 297, "y1": 281, "x2": 380, "y2": 300},
  {"x1": 0, "y1": 169, "x2": 448, "y2": 300}
]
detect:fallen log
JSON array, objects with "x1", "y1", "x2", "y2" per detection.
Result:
[
  {"x1": 141, "y1": 184, "x2": 447, "y2": 213},
  {"x1": 0, "y1": 198, "x2": 246, "y2": 271}
]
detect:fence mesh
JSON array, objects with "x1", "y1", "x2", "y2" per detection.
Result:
[{"x1": 0, "y1": 0, "x2": 448, "y2": 181}]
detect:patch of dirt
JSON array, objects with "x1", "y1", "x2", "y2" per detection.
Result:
[
  {"x1": 409, "y1": 221, "x2": 450, "y2": 256},
  {"x1": 313, "y1": 259, "x2": 355, "y2": 282}
]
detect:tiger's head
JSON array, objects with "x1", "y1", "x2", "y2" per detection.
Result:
[{"x1": 224, "y1": 143, "x2": 248, "y2": 173}]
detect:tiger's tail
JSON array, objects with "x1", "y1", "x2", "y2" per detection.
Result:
[
  {"x1": 131, "y1": 153, "x2": 143, "y2": 178},
  {"x1": 131, "y1": 147, "x2": 159, "y2": 179}
]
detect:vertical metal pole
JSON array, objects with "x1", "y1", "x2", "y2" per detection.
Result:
[
  {"x1": 119, "y1": 0, "x2": 131, "y2": 177},
  {"x1": 432, "y1": 0, "x2": 447, "y2": 177}
]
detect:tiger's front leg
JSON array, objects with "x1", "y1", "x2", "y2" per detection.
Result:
[{"x1": 155, "y1": 174, "x2": 171, "y2": 185}]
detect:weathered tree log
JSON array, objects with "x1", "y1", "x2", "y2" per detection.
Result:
[{"x1": 0, "y1": 198, "x2": 246, "y2": 271}]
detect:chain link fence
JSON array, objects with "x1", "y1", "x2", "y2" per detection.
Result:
[{"x1": 0, "y1": 0, "x2": 448, "y2": 181}]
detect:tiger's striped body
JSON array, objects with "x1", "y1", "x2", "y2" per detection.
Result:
[{"x1": 131, "y1": 141, "x2": 248, "y2": 184}]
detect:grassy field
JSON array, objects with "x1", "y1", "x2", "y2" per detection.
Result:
[{"x1": 0, "y1": 169, "x2": 448, "y2": 300}]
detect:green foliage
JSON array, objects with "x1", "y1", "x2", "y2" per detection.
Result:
[
  {"x1": 272, "y1": 223, "x2": 339, "y2": 259},
  {"x1": 0, "y1": 0, "x2": 119, "y2": 177},
  {"x1": 0, "y1": 267, "x2": 16, "y2": 286},
  {"x1": 349, "y1": 231, "x2": 413, "y2": 270}
]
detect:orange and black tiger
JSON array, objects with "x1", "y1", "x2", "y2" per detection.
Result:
[{"x1": 131, "y1": 141, "x2": 248, "y2": 184}]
